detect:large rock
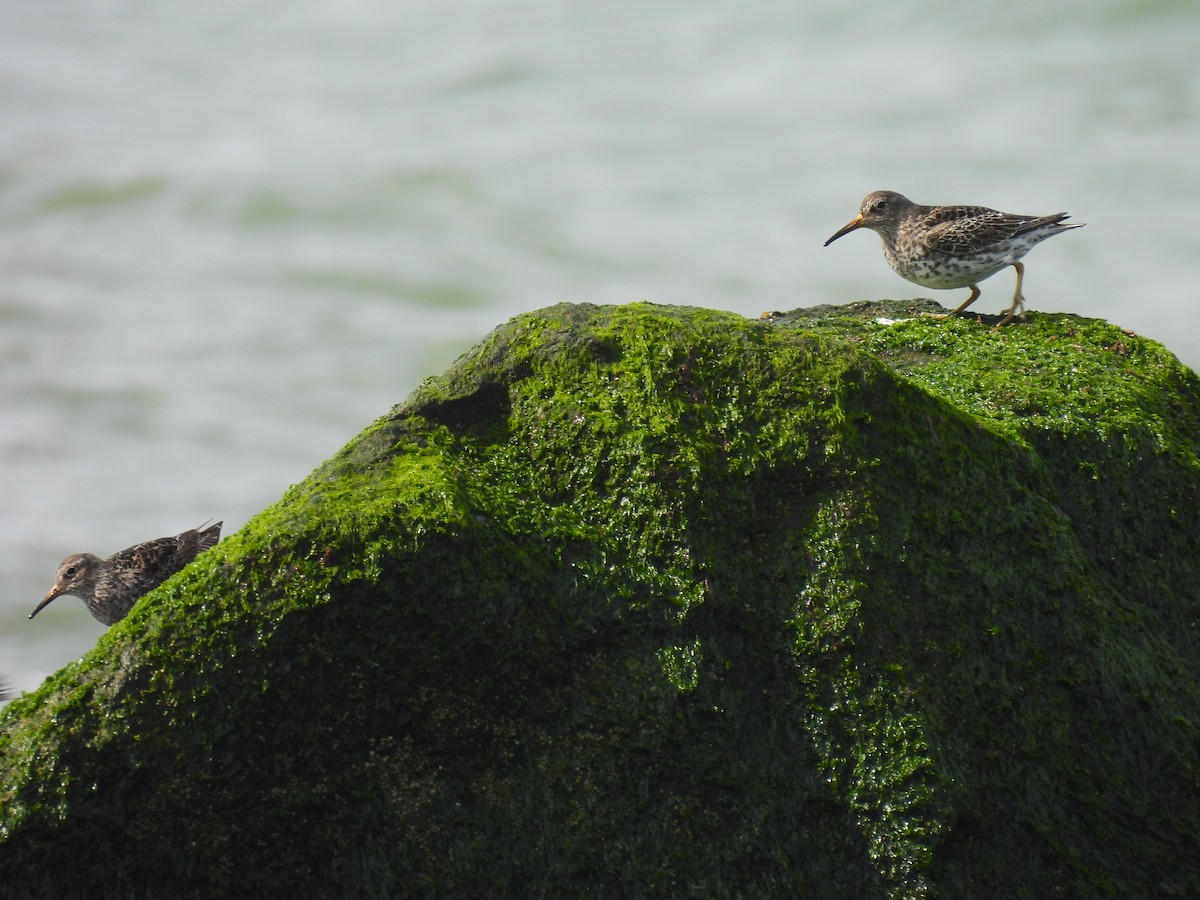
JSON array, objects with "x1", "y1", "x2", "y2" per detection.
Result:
[{"x1": 2, "y1": 301, "x2": 1198, "y2": 898}]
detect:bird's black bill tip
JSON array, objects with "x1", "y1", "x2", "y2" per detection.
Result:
[
  {"x1": 29, "y1": 592, "x2": 58, "y2": 620},
  {"x1": 824, "y1": 215, "x2": 865, "y2": 247}
]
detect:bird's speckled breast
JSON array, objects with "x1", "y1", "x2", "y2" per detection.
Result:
[{"x1": 882, "y1": 240, "x2": 1018, "y2": 290}]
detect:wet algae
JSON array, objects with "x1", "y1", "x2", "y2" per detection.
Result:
[{"x1": 1, "y1": 301, "x2": 1198, "y2": 898}]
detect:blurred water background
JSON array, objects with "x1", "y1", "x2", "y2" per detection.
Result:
[{"x1": 3, "y1": 0, "x2": 1198, "y2": 699}]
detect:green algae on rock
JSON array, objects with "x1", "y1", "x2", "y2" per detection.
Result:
[{"x1": 1, "y1": 301, "x2": 1198, "y2": 899}]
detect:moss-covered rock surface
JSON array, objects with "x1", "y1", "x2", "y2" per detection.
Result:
[{"x1": 2, "y1": 300, "x2": 1198, "y2": 898}]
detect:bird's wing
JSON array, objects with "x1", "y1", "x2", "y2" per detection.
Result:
[
  {"x1": 919, "y1": 206, "x2": 1036, "y2": 254},
  {"x1": 1013, "y1": 211, "x2": 1073, "y2": 236},
  {"x1": 198, "y1": 522, "x2": 223, "y2": 551},
  {"x1": 187, "y1": 523, "x2": 222, "y2": 554},
  {"x1": 112, "y1": 536, "x2": 180, "y2": 574}
]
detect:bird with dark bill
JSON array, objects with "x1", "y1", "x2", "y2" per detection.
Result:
[
  {"x1": 824, "y1": 191, "x2": 1083, "y2": 325},
  {"x1": 31, "y1": 522, "x2": 222, "y2": 626}
]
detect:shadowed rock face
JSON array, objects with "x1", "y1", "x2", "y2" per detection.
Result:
[{"x1": 2, "y1": 301, "x2": 1199, "y2": 899}]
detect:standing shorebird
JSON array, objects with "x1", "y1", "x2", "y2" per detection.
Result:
[
  {"x1": 824, "y1": 191, "x2": 1083, "y2": 325},
  {"x1": 30, "y1": 522, "x2": 222, "y2": 626}
]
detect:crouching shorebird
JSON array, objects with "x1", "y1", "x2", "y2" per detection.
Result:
[
  {"x1": 30, "y1": 522, "x2": 222, "y2": 626},
  {"x1": 824, "y1": 191, "x2": 1083, "y2": 325}
]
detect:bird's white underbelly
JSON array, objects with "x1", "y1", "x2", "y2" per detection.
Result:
[{"x1": 885, "y1": 246, "x2": 1016, "y2": 290}]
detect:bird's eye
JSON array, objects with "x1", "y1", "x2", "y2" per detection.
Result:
[
  {"x1": 65, "y1": 566, "x2": 77, "y2": 577},
  {"x1": 872, "y1": 199, "x2": 888, "y2": 212}
]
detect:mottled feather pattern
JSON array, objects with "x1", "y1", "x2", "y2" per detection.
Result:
[
  {"x1": 825, "y1": 190, "x2": 1082, "y2": 323},
  {"x1": 918, "y1": 206, "x2": 1074, "y2": 256},
  {"x1": 32, "y1": 522, "x2": 223, "y2": 626}
]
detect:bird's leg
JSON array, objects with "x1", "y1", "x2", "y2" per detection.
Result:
[
  {"x1": 995, "y1": 261, "x2": 1026, "y2": 327},
  {"x1": 921, "y1": 284, "x2": 982, "y2": 320},
  {"x1": 949, "y1": 285, "x2": 981, "y2": 317}
]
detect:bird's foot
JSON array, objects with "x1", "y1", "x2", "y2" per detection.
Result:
[{"x1": 994, "y1": 296, "x2": 1027, "y2": 327}]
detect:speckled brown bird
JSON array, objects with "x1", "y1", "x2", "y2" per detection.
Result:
[
  {"x1": 30, "y1": 522, "x2": 222, "y2": 626},
  {"x1": 825, "y1": 190, "x2": 1083, "y2": 324}
]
